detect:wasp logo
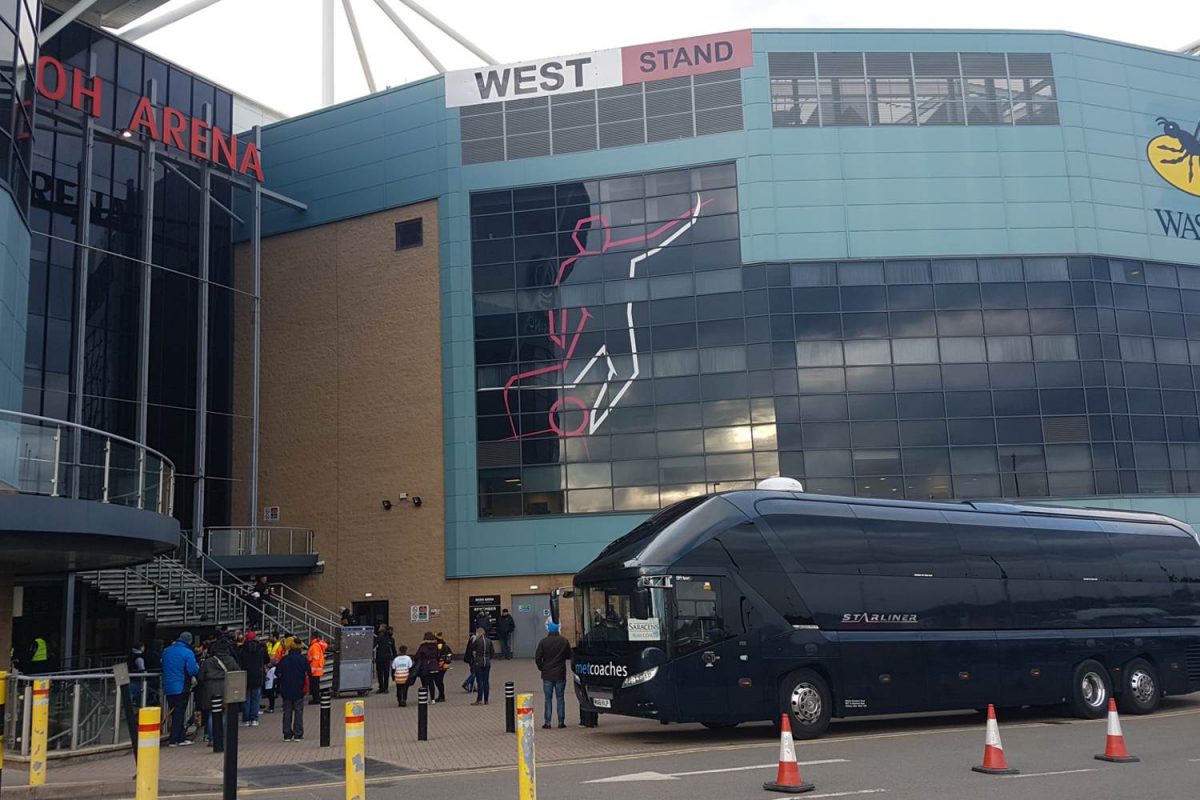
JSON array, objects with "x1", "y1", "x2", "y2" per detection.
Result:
[{"x1": 1148, "y1": 115, "x2": 1200, "y2": 196}]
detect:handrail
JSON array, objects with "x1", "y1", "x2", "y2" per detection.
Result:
[
  {"x1": 205, "y1": 526, "x2": 316, "y2": 556},
  {"x1": 0, "y1": 408, "x2": 175, "y2": 516},
  {"x1": 270, "y1": 582, "x2": 340, "y2": 622}
]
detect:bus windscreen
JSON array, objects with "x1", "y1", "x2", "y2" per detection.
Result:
[{"x1": 578, "y1": 581, "x2": 666, "y2": 646}]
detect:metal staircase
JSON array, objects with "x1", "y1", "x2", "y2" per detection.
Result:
[{"x1": 79, "y1": 535, "x2": 340, "y2": 639}]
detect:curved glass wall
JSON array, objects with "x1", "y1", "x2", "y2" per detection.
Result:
[
  {"x1": 472, "y1": 164, "x2": 1200, "y2": 517},
  {"x1": 0, "y1": 0, "x2": 36, "y2": 211}
]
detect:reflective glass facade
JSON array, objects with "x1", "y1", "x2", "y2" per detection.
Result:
[
  {"x1": 472, "y1": 164, "x2": 1200, "y2": 517},
  {"x1": 0, "y1": 0, "x2": 37, "y2": 211},
  {"x1": 23, "y1": 12, "x2": 241, "y2": 528}
]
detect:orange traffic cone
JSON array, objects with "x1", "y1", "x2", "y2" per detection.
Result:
[
  {"x1": 763, "y1": 714, "x2": 814, "y2": 793},
  {"x1": 1095, "y1": 698, "x2": 1140, "y2": 763},
  {"x1": 971, "y1": 704, "x2": 1019, "y2": 775}
]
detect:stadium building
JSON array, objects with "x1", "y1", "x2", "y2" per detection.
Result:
[
  {"x1": 244, "y1": 27, "x2": 1200, "y2": 649},
  {"x1": 6, "y1": 7, "x2": 1200, "y2": 663}
]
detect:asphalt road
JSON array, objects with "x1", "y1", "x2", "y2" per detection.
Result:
[{"x1": 169, "y1": 699, "x2": 1200, "y2": 800}]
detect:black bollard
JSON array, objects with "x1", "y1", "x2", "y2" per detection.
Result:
[
  {"x1": 417, "y1": 688, "x2": 429, "y2": 741},
  {"x1": 223, "y1": 698, "x2": 239, "y2": 800},
  {"x1": 319, "y1": 685, "x2": 331, "y2": 747},
  {"x1": 211, "y1": 694, "x2": 224, "y2": 753},
  {"x1": 505, "y1": 682, "x2": 515, "y2": 734}
]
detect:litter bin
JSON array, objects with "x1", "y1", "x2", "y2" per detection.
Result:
[{"x1": 334, "y1": 626, "x2": 375, "y2": 696}]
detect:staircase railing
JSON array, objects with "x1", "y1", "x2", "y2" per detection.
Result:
[{"x1": 171, "y1": 534, "x2": 339, "y2": 639}]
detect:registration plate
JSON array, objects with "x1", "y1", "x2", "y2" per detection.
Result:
[{"x1": 593, "y1": 698, "x2": 611, "y2": 709}]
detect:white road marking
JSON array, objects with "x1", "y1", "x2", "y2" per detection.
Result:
[
  {"x1": 794, "y1": 791, "x2": 888, "y2": 799},
  {"x1": 583, "y1": 758, "x2": 849, "y2": 782},
  {"x1": 1001, "y1": 768, "x2": 1098, "y2": 779}
]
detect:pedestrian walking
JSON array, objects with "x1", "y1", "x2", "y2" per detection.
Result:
[
  {"x1": 264, "y1": 662, "x2": 278, "y2": 713},
  {"x1": 414, "y1": 632, "x2": 440, "y2": 701},
  {"x1": 535, "y1": 622, "x2": 572, "y2": 729},
  {"x1": 276, "y1": 642, "x2": 312, "y2": 742},
  {"x1": 498, "y1": 609, "x2": 516, "y2": 659},
  {"x1": 461, "y1": 630, "x2": 477, "y2": 693},
  {"x1": 391, "y1": 645, "x2": 414, "y2": 706},
  {"x1": 374, "y1": 624, "x2": 397, "y2": 694},
  {"x1": 162, "y1": 632, "x2": 198, "y2": 747},
  {"x1": 127, "y1": 642, "x2": 147, "y2": 707},
  {"x1": 239, "y1": 631, "x2": 268, "y2": 726},
  {"x1": 469, "y1": 628, "x2": 495, "y2": 706},
  {"x1": 307, "y1": 631, "x2": 328, "y2": 704},
  {"x1": 198, "y1": 636, "x2": 240, "y2": 743},
  {"x1": 433, "y1": 632, "x2": 453, "y2": 702}
]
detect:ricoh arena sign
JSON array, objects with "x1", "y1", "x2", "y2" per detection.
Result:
[
  {"x1": 444, "y1": 29, "x2": 752, "y2": 108},
  {"x1": 35, "y1": 55, "x2": 265, "y2": 182}
]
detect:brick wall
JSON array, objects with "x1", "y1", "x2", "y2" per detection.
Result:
[{"x1": 236, "y1": 202, "x2": 579, "y2": 646}]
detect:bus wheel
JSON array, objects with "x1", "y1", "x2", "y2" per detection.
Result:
[
  {"x1": 1070, "y1": 659, "x2": 1112, "y2": 719},
  {"x1": 779, "y1": 669, "x2": 831, "y2": 740},
  {"x1": 1116, "y1": 658, "x2": 1160, "y2": 716},
  {"x1": 700, "y1": 722, "x2": 739, "y2": 730}
]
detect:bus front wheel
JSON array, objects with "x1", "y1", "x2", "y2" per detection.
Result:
[
  {"x1": 1070, "y1": 659, "x2": 1112, "y2": 719},
  {"x1": 1116, "y1": 658, "x2": 1160, "y2": 715},
  {"x1": 779, "y1": 669, "x2": 832, "y2": 739}
]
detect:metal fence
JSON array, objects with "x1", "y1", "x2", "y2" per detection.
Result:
[
  {"x1": 2, "y1": 670, "x2": 164, "y2": 759},
  {"x1": 206, "y1": 526, "x2": 316, "y2": 556}
]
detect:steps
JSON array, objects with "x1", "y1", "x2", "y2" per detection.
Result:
[{"x1": 79, "y1": 551, "x2": 339, "y2": 637}]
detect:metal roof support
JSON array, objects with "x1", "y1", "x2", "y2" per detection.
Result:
[
  {"x1": 41, "y1": 0, "x2": 104, "y2": 41},
  {"x1": 393, "y1": 0, "x2": 497, "y2": 64},
  {"x1": 370, "y1": 0, "x2": 445, "y2": 73},
  {"x1": 119, "y1": 0, "x2": 226, "y2": 42},
  {"x1": 322, "y1": 0, "x2": 335, "y2": 106},
  {"x1": 342, "y1": 0, "x2": 377, "y2": 93}
]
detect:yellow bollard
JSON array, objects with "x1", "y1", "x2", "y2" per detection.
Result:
[
  {"x1": 29, "y1": 679, "x2": 49, "y2": 786},
  {"x1": 516, "y1": 693, "x2": 536, "y2": 800},
  {"x1": 344, "y1": 700, "x2": 365, "y2": 800},
  {"x1": 135, "y1": 707, "x2": 161, "y2": 800}
]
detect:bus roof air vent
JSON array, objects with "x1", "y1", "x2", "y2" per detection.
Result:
[{"x1": 756, "y1": 476, "x2": 805, "y2": 492}]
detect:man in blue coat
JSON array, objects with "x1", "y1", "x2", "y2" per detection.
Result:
[
  {"x1": 275, "y1": 643, "x2": 312, "y2": 742},
  {"x1": 162, "y1": 632, "x2": 199, "y2": 746}
]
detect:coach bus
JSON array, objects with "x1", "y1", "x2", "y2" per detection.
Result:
[{"x1": 564, "y1": 484, "x2": 1200, "y2": 738}]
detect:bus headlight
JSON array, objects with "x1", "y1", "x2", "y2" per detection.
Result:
[{"x1": 621, "y1": 666, "x2": 658, "y2": 688}]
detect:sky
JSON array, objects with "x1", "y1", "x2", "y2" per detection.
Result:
[{"x1": 114, "y1": 0, "x2": 1197, "y2": 116}]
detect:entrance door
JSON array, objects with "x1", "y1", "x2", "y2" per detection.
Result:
[
  {"x1": 352, "y1": 601, "x2": 389, "y2": 629},
  {"x1": 511, "y1": 594, "x2": 551, "y2": 658},
  {"x1": 668, "y1": 576, "x2": 742, "y2": 722}
]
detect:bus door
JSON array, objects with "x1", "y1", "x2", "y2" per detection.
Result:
[{"x1": 669, "y1": 576, "x2": 744, "y2": 721}]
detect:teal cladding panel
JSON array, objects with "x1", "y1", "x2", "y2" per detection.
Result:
[{"x1": 254, "y1": 30, "x2": 1200, "y2": 578}]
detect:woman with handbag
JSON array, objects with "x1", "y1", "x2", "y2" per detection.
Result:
[{"x1": 414, "y1": 633, "x2": 440, "y2": 702}]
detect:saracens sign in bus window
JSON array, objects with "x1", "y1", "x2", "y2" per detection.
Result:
[{"x1": 34, "y1": 55, "x2": 265, "y2": 183}]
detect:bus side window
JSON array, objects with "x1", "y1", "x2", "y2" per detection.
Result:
[
  {"x1": 765, "y1": 513, "x2": 874, "y2": 575},
  {"x1": 953, "y1": 521, "x2": 1047, "y2": 579},
  {"x1": 673, "y1": 579, "x2": 728, "y2": 652}
]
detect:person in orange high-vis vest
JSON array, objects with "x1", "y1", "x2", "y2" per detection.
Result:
[{"x1": 307, "y1": 632, "x2": 327, "y2": 705}]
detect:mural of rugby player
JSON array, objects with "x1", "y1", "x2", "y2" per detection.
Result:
[{"x1": 501, "y1": 192, "x2": 712, "y2": 442}]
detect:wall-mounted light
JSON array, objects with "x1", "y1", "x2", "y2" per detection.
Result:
[
  {"x1": 364, "y1": 592, "x2": 374, "y2": 598},
  {"x1": 381, "y1": 499, "x2": 393, "y2": 511},
  {"x1": 412, "y1": 496, "x2": 422, "y2": 507},
  {"x1": 529, "y1": 584, "x2": 540, "y2": 590},
  {"x1": 120, "y1": 130, "x2": 133, "y2": 139}
]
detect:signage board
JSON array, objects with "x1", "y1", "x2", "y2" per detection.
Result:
[
  {"x1": 627, "y1": 617, "x2": 662, "y2": 641},
  {"x1": 445, "y1": 29, "x2": 752, "y2": 108},
  {"x1": 469, "y1": 595, "x2": 501, "y2": 638}
]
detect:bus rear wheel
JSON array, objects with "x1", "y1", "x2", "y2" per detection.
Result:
[
  {"x1": 1116, "y1": 658, "x2": 1160, "y2": 715},
  {"x1": 1070, "y1": 659, "x2": 1112, "y2": 719},
  {"x1": 779, "y1": 669, "x2": 832, "y2": 740}
]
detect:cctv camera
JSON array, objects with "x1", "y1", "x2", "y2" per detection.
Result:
[
  {"x1": 381, "y1": 499, "x2": 393, "y2": 511},
  {"x1": 412, "y1": 496, "x2": 422, "y2": 507}
]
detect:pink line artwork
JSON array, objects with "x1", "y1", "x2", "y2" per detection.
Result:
[{"x1": 501, "y1": 192, "x2": 711, "y2": 442}]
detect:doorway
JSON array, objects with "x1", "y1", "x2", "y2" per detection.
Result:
[
  {"x1": 352, "y1": 600, "x2": 390, "y2": 629},
  {"x1": 511, "y1": 593, "x2": 551, "y2": 658}
]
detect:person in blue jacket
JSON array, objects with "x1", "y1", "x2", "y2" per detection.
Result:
[{"x1": 162, "y1": 632, "x2": 199, "y2": 746}]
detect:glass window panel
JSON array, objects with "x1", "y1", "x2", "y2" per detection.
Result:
[
  {"x1": 797, "y1": 367, "x2": 846, "y2": 393},
  {"x1": 891, "y1": 311, "x2": 937, "y2": 337},
  {"x1": 893, "y1": 337, "x2": 939, "y2": 364},
  {"x1": 838, "y1": 262, "x2": 884, "y2": 285},
  {"x1": 846, "y1": 366, "x2": 894, "y2": 392},
  {"x1": 796, "y1": 340, "x2": 843, "y2": 367},
  {"x1": 901, "y1": 420, "x2": 949, "y2": 445},
  {"x1": 987, "y1": 336, "x2": 1033, "y2": 362},
  {"x1": 937, "y1": 310, "x2": 984, "y2": 335},
  {"x1": 1032, "y1": 335, "x2": 1078, "y2": 361},
  {"x1": 844, "y1": 339, "x2": 891, "y2": 365},
  {"x1": 940, "y1": 337, "x2": 985, "y2": 363},
  {"x1": 885, "y1": 260, "x2": 931, "y2": 284},
  {"x1": 803, "y1": 422, "x2": 850, "y2": 448}
]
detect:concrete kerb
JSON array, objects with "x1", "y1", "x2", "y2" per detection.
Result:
[{"x1": 0, "y1": 777, "x2": 227, "y2": 800}]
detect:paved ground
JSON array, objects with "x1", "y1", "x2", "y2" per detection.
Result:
[{"x1": 4, "y1": 658, "x2": 1199, "y2": 799}]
